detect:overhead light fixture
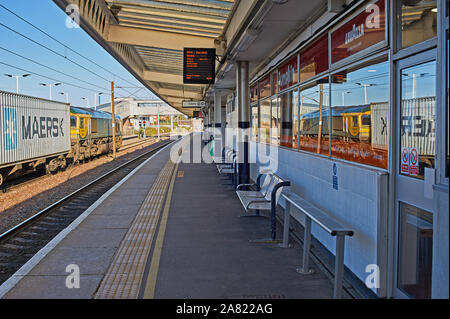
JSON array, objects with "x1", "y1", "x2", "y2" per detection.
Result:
[
  {"x1": 272, "y1": 0, "x2": 288, "y2": 4},
  {"x1": 236, "y1": 27, "x2": 261, "y2": 52}
]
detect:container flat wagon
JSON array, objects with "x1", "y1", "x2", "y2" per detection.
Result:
[{"x1": 0, "y1": 91, "x2": 70, "y2": 186}]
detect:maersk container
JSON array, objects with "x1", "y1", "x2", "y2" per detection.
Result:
[{"x1": 0, "y1": 90, "x2": 71, "y2": 169}]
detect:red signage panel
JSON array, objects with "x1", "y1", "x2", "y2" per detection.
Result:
[
  {"x1": 259, "y1": 75, "x2": 271, "y2": 99},
  {"x1": 278, "y1": 55, "x2": 298, "y2": 91},
  {"x1": 250, "y1": 84, "x2": 258, "y2": 102},
  {"x1": 331, "y1": 0, "x2": 385, "y2": 64},
  {"x1": 299, "y1": 34, "x2": 329, "y2": 82}
]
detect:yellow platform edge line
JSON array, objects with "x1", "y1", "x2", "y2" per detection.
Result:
[{"x1": 143, "y1": 160, "x2": 180, "y2": 299}]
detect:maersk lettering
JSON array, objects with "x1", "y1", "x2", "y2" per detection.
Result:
[{"x1": 21, "y1": 116, "x2": 64, "y2": 139}]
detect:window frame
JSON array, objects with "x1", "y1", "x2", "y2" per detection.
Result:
[{"x1": 394, "y1": 0, "x2": 438, "y2": 54}]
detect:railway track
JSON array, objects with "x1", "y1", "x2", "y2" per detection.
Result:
[
  {"x1": 0, "y1": 136, "x2": 169, "y2": 194},
  {"x1": 0, "y1": 139, "x2": 174, "y2": 286}
]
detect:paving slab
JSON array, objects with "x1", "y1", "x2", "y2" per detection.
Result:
[
  {"x1": 2, "y1": 143, "x2": 174, "y2": 299},
  {"x1": 150, "y1": 159, "x2": 347, "y2": 299}
]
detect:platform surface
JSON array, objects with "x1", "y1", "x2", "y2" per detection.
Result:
[{"x1": 1, "y1": 135, "x2": 347, "y2": 299}]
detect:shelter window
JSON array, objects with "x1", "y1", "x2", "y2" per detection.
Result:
[
  {"x1": 260, "y1": 98, "x2": 271, "y2": 144},
  {"x1": 271, "y1": 97, "x2": 280, "y2": 146},
  {"x1": 251, "y1": 103, "x2": 259, "y2": 142},
  {"x1": 279, "y1": 89, "x2": 298, "y2": 149},
  {"x1": 299, "y1": 77, "x2": 330, "y2": 156},
  {"x1": 300, "y1": 34, "x2": 329, "y2": 82},
  {"x1": 398, "y1": 0, "x2": 437, "y2": 49},
  {"x1": 330, "y1": 58, "x2": 389, "y2": 169}
]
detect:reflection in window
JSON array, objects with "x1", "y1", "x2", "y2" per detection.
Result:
[
  {"x1": 400, "y1": 60, "x2": 436, "y2": 180},
  {"x1": 398, "y1": 202, "x2": 433, "y2": 299},
  {"x1": 400, "y1": 0, "x2": 437, "y2": 49},
  {"x1": 271, "y1": 98, "x2": 280, "y2": 146},
  {"x1": 299, "y1": 78, "x2": 330, "y2": 155},
  {"x1": 251, "y1": 103, "x2": 259, "y2": 142},
  {"x1": 260, "y1": 99, "x2": 271, "y2": 144},
  {"x1": 330, "y1": 59, "x2": 389, "y2": 168},
  {"x1": 279, "y1": 90, "x2": 297, "y2": 149},
  {"x1": 446, "y1": 31, "x2": 449, "y2": 178}
]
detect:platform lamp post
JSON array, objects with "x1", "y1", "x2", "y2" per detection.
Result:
[
  {"x1": 355, "y1": 82, "x2": 374, "y2": 104},
  {"x1": 81, "y1": 97, "x2": 90, "y2": 108},
  {"x1": 4, "y1": 74, "x2": 31, "y2": 94},
  {"x1": 40, "y1": 82, "x2": 61, "y2": 100},
  {"x1": 111, "y1": 82, "x2": 116, "y2": 159},
  {"x1": 95, "y1": 92, "x2": 104, "y2": 110},
  {"x1": 59, "y1": 92, "x2": 69, "y2": 103},
  {"x1": 157, "y1": 103, "x2": 160, "y2": 140}
]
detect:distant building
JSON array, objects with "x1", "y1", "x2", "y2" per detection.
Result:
[{"x1": 97, "y1": 98, "x2": 185, "y2": 133}]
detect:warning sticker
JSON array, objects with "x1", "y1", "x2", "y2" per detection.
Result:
[
  {"x1": 401, "y1": 147, "x2": 409, "y2": 174},
  {"x1": 409, "y1": 147, "x2": 419, "y2": 176}
]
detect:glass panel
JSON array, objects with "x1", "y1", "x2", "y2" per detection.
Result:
[
  {"x1": 272, "y1": 72, "x2": 278, "y2": 95},
  {"x1": 400, "y1": 0, "x2": 437, "y2": 49},
  {"x1": 271, "y1": 97, "x2": 280, "y2": 146},
  {"x1": 300, "y1": 34, "x2": 329, "y2": 82},
  {"x1": 293, "y1": 90, "x2": 299, "y2": 149},
  {"x1": 278, "y1": 55, "x2": 299, "y2": 91},
  {"x1": 251, "y1": 103, "x2": 259, "y2": 142},
  {"x1": 260, "y1": 98, "x2": 271, "y2": 144},
  {"x1": 259, "y1": 76, "x2": 271, "y2": 99},
  {"x1": 250, "y1": 84, "x2": 258, "y2": 103},
  {"x1": 330, "y1": 59, "x2": 389, "y2": 168},
  {"x1": 280, "y1": 90, "x2": 298, "y2": 149},
  {"x1": 398, "y1": 202, "x2": 433, "y2": 299},
  {"x1": 299, "y1": 78, "x2": 330, "y2": 155},
  {"x1": 70, "y1": 116, "x2": 77, "y2": 128},
  {"x1": 331, "y1": 0, "x2": 386, "y2": 64},
  {"x1": 447, "y1": 30, "x2": 450, "y2": 178},
  {"x1": 400, "y1": 60, "x2": 436, "y2": 180}
]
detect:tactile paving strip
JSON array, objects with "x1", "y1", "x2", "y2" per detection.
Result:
[{"x1": 94, "y1": 160, "x2": 175, "y2": 299}]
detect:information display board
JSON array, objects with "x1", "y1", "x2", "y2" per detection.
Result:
[{"x1": 183, "y1": 48, "x2": 216, "y2": 84}]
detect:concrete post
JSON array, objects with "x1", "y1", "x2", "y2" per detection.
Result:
[
  {"x1": 214, "y1": 90, "x2": 222, "y2": 161},
  {"x1": 236, "y1": 61, "x2": 250, "y2": 185}
]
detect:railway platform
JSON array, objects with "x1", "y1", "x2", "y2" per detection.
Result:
[{"x1": 0, "y1": 135, "x2": 349, "y2": 299}]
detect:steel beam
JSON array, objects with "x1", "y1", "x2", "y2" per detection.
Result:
[{"x1": 107, "y1": 24, "x2": 215, "y2": 50}]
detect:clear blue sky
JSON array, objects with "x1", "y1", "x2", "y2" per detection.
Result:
[{"x1": 0, "y1": 0, "x2": 156, "y2": 107}]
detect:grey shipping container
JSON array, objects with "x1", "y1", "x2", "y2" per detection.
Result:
[
  {"x1": 0, "y1": 90, "x2": 71, "y2": 169},
  {"x1": 371, "y1": 97, "x2": 435, "y2": 156}
]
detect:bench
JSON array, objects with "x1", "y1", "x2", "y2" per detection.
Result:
[
  {"x1": 236, "y1": 172, "x2": 290, "y2": 240},
  {"x1": 280, "y1": 190, "x2": 354, "y2": 299},
  {"x1": 216, "y1": 148, "x2": 237, "y2": 188}
]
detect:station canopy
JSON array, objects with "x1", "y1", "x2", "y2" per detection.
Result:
[
  {"x1": 54, "y1": 0, "x2": 328, "y2": 116},
  {"x1": 53, "y1": 0, "x2": 236, "y2": 116}
]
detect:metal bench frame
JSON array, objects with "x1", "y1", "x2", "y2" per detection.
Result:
[
  {"x1": 236, "y1": 172, "x2": 290, "y2": 240},
  {"x1": 280, "y1": 190, "x2": 354, "y2": 299},
  {"x1": 216, "y1": 148, "x2": 237, "y2": 188}
]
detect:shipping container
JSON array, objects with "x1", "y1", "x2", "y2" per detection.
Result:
[
  {"x1": 0, "y1": 90, "x2": 71, "y2": 170},
  {"x1": 371, "y1": 97, "x2": 435, "y2": 156}
]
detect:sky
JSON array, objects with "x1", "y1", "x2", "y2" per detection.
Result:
[{"x1": 0, "y1": 0, "x2": 157, "y2": 107}]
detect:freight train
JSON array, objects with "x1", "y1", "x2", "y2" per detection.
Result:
[
  {"x1": 299, "y1": 97, "x2": 435, "y2": 156},
  {"x1": 0, "y1": 90, "x2": 122, "y2": 186}
]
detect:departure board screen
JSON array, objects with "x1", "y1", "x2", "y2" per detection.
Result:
[{"x1": 183, "y1": 48, "x2": 216, "y2": 84}]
